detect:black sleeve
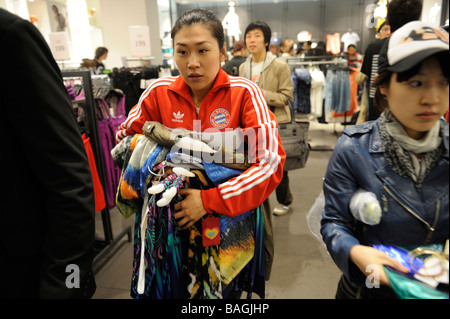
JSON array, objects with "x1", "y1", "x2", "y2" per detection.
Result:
[
  {"x1": 360, "y1": 43, "x2": 374, "y2": 77},
  {"x1": 2, "y1": 15, "x2": 96, "y2": 298}
]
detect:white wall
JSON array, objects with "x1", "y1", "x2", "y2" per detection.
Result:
[
  {"x1": 99, "y1": 0, "x2": 146, "y2": 68},
  {"x1": 99, "y1": 0, "x2": 162, "y2": 69},
  {"x1": 28, "y1": 0, "x2": 52, "y2": 42},
  {"x1": 145, "y1": 0, "x2": 162, "y2": 65},
  {"x1": 66, "y1": 0, "x2": 93, "y2": 63}
]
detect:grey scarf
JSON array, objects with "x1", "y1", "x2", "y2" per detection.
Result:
[{"x1": 379, "y1": 109, "x2": 444, "y2": 189}]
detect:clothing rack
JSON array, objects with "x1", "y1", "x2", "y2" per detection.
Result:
[
  {"x1": 287, "y1": 57, "x2": 351, "y2": 136},
  {"x1": 111, "y1": 65, "x2": 167, "y2": 114},
  {"x1": 122, "y1": 56, "x2": 155, "y2": 68},
  {"x1": 62, "y1": 70, "x2": 132, "y2": 267},
  {"x1": 286, "y1": 57, "x2": 349, "y2": 67}
]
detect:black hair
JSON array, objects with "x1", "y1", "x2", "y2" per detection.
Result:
[
  {"x1": 171, "y1": 8, "x2": 225, "y2": 50},
  {"x1": 244, "y1": 21, "x2": 272, "y2": 51},
  {"x1": 95, "y1": 47, "x2": 108, "y2": 60},
  {"x1": 374, "y1": 51, "x2": 449, "y2": 112},
  {"x1": 387, "y1": 0, "x2": 423, "y2": 32}
]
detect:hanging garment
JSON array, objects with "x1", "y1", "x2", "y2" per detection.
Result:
[
  {"x1": 326, "y1": 33, "x2": 341, "y2": 55},
  {"x1": 292, "y1": 69, "x2": 312, "y2": 114},
  {"x1": 97, "y1": 120, "x2": 117, "y2": 208},
  {"x1": 111, "y1": 67, "x2": 160, "y2": 115},
  {"x1": 112, "y1": 134, "x2": 266, "y2": 299},
  {"x1": 324, "y1": 68, "x2": 351, "y2": 114},
  {"x1": 309, "y1": 68, "x2": 326, "y2": 118},
  {"x1": 95, "y1": 90, "x2": 127, "y2": 208},
  {"x1": 82, "y1": 133, "x2": 106, "y2": 212},
  {"x1": 341, "y1": 31, "x2": 360, "y2": 52},
  {"x1": 331, "y1": 68, "x2": 359, "y2": 121}
]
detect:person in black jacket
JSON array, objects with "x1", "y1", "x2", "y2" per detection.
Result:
[
  {"x1": 94, "y1": 46, "x2": 108, "y2": 75},
  {"x1": 222, "y1": 40, "x2": 247, "y2": 76},
  {"x1": 360, "y1": 0, "x2": 423, "y2": 121},
  {"x1": 0, "y1": 8, "x2": 96, "y2": 299}
]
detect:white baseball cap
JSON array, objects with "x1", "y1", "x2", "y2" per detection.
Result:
[{"x1": 378, "y1": 21, "x2": 449, "y2": 75}]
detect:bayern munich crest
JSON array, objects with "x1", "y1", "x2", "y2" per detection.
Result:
[{"x1": 210, "y1": 108, "x2": 231, "y2": 129}]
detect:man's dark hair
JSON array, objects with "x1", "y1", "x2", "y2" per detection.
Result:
[
  {"x1": 244, "y1": 21, "x2": 272, "y2": 51},
  {"x1": 387, "y1": 0, "x2": 423, "y2": 32}
]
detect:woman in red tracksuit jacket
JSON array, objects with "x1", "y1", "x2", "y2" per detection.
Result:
[{"x1": 116, "y1": 8, "x2": 285, "y2": 284}]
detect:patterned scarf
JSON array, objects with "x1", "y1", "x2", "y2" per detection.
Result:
[{"x1": 379, "y1": 109, "x2": 445, "y2": 190}]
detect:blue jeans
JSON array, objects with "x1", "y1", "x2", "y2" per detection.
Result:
[{"x1": 324, "y1": 69, "x2": 351, "y2": 113}]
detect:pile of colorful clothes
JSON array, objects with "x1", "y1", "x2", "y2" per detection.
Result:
[{"x1": 111, "y1": 131, "x2": 265, "y2": 299}]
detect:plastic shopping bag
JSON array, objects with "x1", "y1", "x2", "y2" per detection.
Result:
[{"x1": 306, "y1": 190, "x2": 326, "y2": 247}]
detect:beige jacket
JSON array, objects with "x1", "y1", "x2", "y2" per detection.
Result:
[{"x1": 239, "y1": 51, "x2": 294, "y2": 124}]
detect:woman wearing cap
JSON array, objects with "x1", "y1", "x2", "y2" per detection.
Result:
[{"x1": 321, "y1": 21, "x2": 449, "y2": 299}]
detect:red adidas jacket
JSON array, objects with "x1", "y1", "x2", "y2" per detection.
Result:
[{"x1": 116, "y1": 69, "x2": 285, "y2": 217}]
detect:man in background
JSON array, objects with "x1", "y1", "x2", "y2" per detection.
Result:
[
  {"x1": 360, "y1": 0, "x2": 423, "y2": 121},
  {"x1": 223, "y1": 40, "x2": 247, "y2": 76}
]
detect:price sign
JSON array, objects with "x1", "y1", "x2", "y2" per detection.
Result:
[
  {"x1": 129, "y1": 26, "x2": 151, "y2": 57},
  {"x1": 49, "y1": 32, "x2": 71, "y2": 60}
]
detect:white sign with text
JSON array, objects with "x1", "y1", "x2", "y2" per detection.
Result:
[
  {"x1": 49, "y1": 32, "x2": 71, "y2": 60},
  {"x1": 129, "y1": 26, "x2": 151, "y2": 57}
]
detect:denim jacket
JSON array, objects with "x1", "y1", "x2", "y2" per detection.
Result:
[{"x1": 320, "y1": 119, "x2": 449, "y2": 286}]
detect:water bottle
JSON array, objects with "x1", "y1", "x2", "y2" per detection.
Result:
[{"x1": 349, "y1": 189, "x2": 382, "y2": 225}]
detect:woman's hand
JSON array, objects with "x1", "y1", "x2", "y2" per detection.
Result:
[
  {"x1": 349, "y1": 245, "x2": 410, "y2": 286},
  {"x1": 174, "y1": 188, "x2": 208, "y2": 230}
]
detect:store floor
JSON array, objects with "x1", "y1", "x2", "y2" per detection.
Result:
[{"x1": 92, "y1": 118, "x2": 345, "y2": 299}]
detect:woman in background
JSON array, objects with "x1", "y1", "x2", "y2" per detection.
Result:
[{"x1": 94, "y1": 47, "x2": 108, "y2": 74}]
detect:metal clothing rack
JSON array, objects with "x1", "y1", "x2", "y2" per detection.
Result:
[
  {"x1": 62, "y1": 70, "x2": 131, "y2": 267},
  {"x1": 122, "y1": 56, "x2": 155, "y2": 68},
  {"x1": 286, "y1": 56, "x2": 349, "y2": 68}
]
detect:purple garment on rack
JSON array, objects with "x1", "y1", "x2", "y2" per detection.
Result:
[
  {"x1": 97, "y1": 120, "x2": 116, "y2": 209},
  {"x1": 96, "y1": 98, "x2": 111, "y2": 121},
  {"x1": 109, "y1": 116, "x2": 127, "y2": 192},
  {"x1": 96, "y1": 92, "x2": 127, "y2": 209},
  {"x1": 65, "y1": 85, "x2": 77, "y2": 100}
]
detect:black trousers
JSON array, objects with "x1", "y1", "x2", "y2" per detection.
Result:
[{"x1": 275, "y1": 171, "x2": 293, "y2": 206}]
